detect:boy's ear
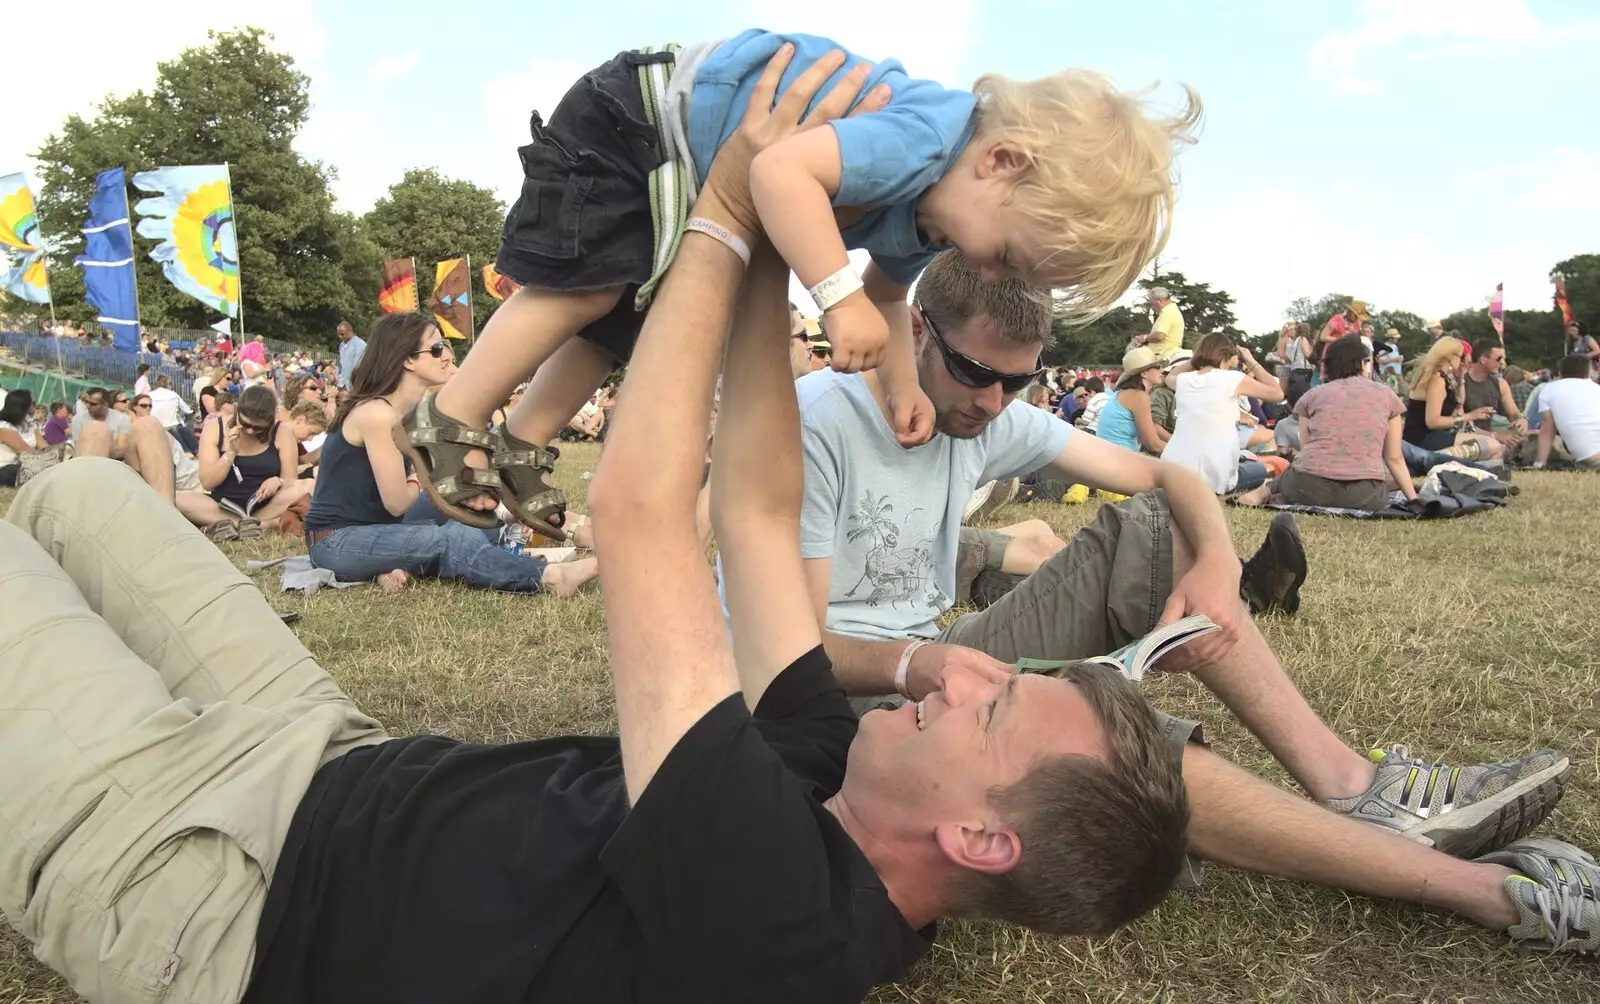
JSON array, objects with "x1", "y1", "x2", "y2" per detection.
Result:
[{"x1": 980, "y1": 139, "x2": 1031, "y2": 181}]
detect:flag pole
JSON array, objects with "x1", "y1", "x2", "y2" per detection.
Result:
[
  {"x1": 465, "y1": 252, "x2": 475, "y2": 346},
  {"x1": 223, "y1": 161, "x2": 244, "y2": 337}
]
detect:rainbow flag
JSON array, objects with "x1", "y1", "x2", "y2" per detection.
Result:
[
  {"x1": 0, "y1": 173, "x2": 50, "y2": 304},
  {"x1": 380, "y1": 258, "x2": 418, "y2": 313},
  {"x1": 427, "y1": 257, "x2": 472, "y2": 340},
  {"x1": 1488, "y1": 283, "x2": 1504, "y2": 343},
  {"x1": 1554, "y1": 273, "x2": 1574, "y2": 327}
]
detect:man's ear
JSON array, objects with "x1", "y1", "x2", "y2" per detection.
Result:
[
  {"x1": 934, "y1": 820, "x2": 1021, "y2": 876},
  {"x1": 909, "y1": 304, "x2": 929, "y2": 355}
]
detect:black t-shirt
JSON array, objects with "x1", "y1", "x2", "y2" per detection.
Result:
[{"x1": 244, "y1": 647, "x2": 932, "y2": 1004}]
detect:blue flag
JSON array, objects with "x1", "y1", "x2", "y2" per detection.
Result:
[{"x1": 74, "y1": 168, "x2": 141, "y2": 353}]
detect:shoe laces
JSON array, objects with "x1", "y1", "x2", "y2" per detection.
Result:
[{"x1": 1525, "y1": 876, "x2": 1581, "y2": 953}]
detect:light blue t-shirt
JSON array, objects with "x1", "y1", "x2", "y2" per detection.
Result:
[
  {"x1": 338, "y1": 336, "x2": 366, "y2": 390},
  {"x1": 798, "y1": 370, "x2": 1072, "y2": 640},
  {"x1": 688, "y1": 30, "x2": 976, "y2": 285}
]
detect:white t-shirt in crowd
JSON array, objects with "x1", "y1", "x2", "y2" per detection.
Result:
[
  {"x1": 1537, "y1": 378, "x2": 1600, "y2": 462},
  {"x1": 149, "y1": 387, "x2": 192, "y2": 429},
  {"x1": 795, "y1": 369, "x2": 1071, "y2": 641},
  {"x1": 1161, "y1": 368, "x2": 1249, "y2": 493},
  {"x1": 0, "y1": 419, "x2": 28, "y2": 466},
  {"x1": 70, "y1": 407, "x2": 132, "y2": 445}
]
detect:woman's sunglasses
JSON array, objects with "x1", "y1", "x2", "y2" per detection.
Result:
[
  {"x1": 410, "y1": 342, "x2": 451, "y2": 359},
  {"x1": 917, "y1": 303, "x2": 1043, "y2": 394}
]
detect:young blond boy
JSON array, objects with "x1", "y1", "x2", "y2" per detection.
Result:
[{"x1": 402, "y1": 33, "x2": 1199, "y2": 536}]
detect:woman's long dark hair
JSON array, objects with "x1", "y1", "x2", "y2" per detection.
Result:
[
  {"x1": 332, "y1": 313, "x2": 438, "y2": 430},
  {"x1": 0, "y1": 388, "x2": 33, "y2": 426}
]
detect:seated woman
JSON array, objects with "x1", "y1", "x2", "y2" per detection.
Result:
[
  {"x1": 1240, "y1": 336, "x2": 1418, "y2": 510},
  {"x1": 177, "y1": 384, "x2": 313, "y2": 540},
  {"x1": 0, "y1": 389, "x2": 46, "y2": 487},
  {"x1": 1403, "y1": 337, "x2": 1503, "y2": 464},
  {"x1": 1161, "y1": 333, "x2": 1285, "y2": 493},
  {"x1": 304, "y1": 313, "x2": 597, "y2": 596},
  {"x1": 1097, "y1": 347, "x2": 1170, "y2": 455}
]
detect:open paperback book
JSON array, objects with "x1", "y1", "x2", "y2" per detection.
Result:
[{"x1": 1014, "y1": 614, "x2": 1221, "y2": 684}]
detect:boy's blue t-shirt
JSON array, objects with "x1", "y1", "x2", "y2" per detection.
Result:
[{"x1": 687, "y1": 29, "x2": 977, "y2": 286}]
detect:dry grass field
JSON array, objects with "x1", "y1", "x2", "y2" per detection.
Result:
[{"x1": 3, "y1": 446, "x2": 1597, "y2": 1003}]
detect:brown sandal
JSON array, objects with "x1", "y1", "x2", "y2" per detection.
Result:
[
  {"x1": 393, "y1": 393, "x2": 504, "y2": 530},
  {"x1": 490, "y1": 424, "x2": 571, "y2": 542}
]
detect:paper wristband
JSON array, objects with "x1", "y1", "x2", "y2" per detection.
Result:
[
  {"x1": 808, "y1": 264, "x2": 864, "y2": 311},
  {"x1": 684, "y1": 217, "x2": 752, "y2": 267},
  {"x1": 895, "y1": 639, "x2": 929, "y2": 699}
]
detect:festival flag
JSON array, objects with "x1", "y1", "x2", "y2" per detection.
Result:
[
  {"x1": 1488, "y1": 282, "x2": 1505, "y2": 343},
  {"x1": 131, "y1": 164, "x2": 239, "y2": 318},
  {"x1": 481, "y1": 263, "x2": 520, "y2": 301},
  {"x1": 1553, "y1": 273, "x2": 1574, "y2": 327},
  {"x1": 427, "y1": 257, "x2": 472, "y2": 340},
  {"x1": 380, "y1": 257, "x2": 418, "y2": 313},
  {"x1": 74, "y1": 167, "x2": 142, "y2": 352},
  {"x1": 0, "y1": 173, "x2": 50, "y2": 304}
]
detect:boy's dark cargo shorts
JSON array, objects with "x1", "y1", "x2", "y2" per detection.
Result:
[{"x1": 495, "y1": 49, "x2": 673, "y2": 363}]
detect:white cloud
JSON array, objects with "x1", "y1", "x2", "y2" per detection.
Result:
[
  {"x1": 745, "y1": 0, "x2": 978, "y2": 86},
  {"x1": 1456, "y1": 147, "x2": 1600, "y2": 215},
  {"x1": 1, "y1": 1, "x2": 324, "y2": 193},
  {"x1": 369, "y1": 48, "x2": 421, "y2": 81},
  {"x1": 1162, "y1": 185, "x2": 1569, "y2": 331},
  {"x1": 1308, "y1": 0, "x2": 1550, "y2": 96}
]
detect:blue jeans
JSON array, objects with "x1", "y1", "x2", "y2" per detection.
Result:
[
  {"x1": 309, "y1": 498, "x2": 546, "y2": 592},
  {"x1": 1235, "y1": 460, "x2": 1268, "y2": 492},
  {"x1": 1399, "y1": 440, "x2": 1488, "y2": 476}
]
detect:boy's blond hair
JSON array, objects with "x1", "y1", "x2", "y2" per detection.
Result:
[
  {"x1": 289, "y1": 400, "x2": 329, "y2": 430},
  {"x1": 972, "y1": 71, "x2": 1202, "y2": 322}
]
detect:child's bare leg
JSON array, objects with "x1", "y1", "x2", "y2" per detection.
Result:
[
  {"x1": 433, "y1": 285, "x2": 625, "y2": 430},
  {"x1": 508, "y1": 336, "x2": 616, "y2": 447}
]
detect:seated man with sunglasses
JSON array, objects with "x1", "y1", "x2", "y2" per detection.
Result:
[{"x1": 795, "y1": 247, "x2": 1589, "y2": 957}]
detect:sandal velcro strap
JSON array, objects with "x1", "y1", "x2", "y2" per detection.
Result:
[
  {"x1": 412, "y1": 424, "x2": 499, "y2": 451},
  {"x1": 490, "y1": 447, "x2": 557, "y2": 471},
  {"x1": 437, "y1": 469, "x2": 505, "y2": 496}
]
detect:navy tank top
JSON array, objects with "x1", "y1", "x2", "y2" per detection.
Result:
[
  {"x1": 303, "y1": 423, "x2": 400, "y2": 531},
  {"x1": 211, "y1": 419, "x2": 284, "y2": 509}
]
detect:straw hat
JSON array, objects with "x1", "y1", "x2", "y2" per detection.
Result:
[
  {"x1": 1348, "y1": 299, "x2": 1371, "y2": 321},
  {"x1": 1117, "y1": 346, "x2": 1162, "y2": 389}
]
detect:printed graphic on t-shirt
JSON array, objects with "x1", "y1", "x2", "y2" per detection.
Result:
[{"x1": 842, "y1": 491, "x2": 946, "y2": 610}]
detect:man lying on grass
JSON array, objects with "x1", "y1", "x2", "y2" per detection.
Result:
[{"x1": 0, "y1": 54, "x2": 1190, "y2": 1004}]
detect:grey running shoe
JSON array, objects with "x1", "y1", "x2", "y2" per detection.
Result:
[
  {"x1": 1475, "y1": 838, "x2": 1599, "y2": 955},
  {"x1": 1324, "y1": 744, "x2": 1570, "y2": 859},
  {"x1": 964, "y1": 477, "x2": 1020, "y2": 525},
  {"x1": 1239, "y1": 513, "x2": 1305, "y2": 615}
]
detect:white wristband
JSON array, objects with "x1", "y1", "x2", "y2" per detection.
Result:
[
  {"x1": 684, "y1": 217, "x2": 751, "y2": 267},
  {"x1": 808, "y1": 264, "x2": 864, "y2": 312},
  {"x1": 895, "y1": 639, "x2": 929, "y2": 700}
]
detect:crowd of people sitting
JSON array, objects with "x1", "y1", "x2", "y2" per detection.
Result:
[{"x1": 1, "y1": 44, "x2": 1595, "y2": 1004}]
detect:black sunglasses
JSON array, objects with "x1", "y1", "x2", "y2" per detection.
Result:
[
  {"x1": 410, "y1": 342, "x2": 451, "y2": 359},
  {"x1": 918, "y1": 303, "x2": 1043, "y2": 394},
  {"x1": 810, "y1": 347, "x2": 832, "y2": 359}
]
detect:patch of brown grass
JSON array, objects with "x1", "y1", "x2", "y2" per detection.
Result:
[{"x1": 2, "y1": 452, "x2": 1597, "y2": 1002}]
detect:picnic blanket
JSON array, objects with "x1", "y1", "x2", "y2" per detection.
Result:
[{"x1": 1255, "y1": 465, "x2": 1514, "y2": 520}]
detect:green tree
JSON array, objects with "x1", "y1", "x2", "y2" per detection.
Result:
[
  {"x1": 1138, "y1": 268, "x2": 1242, "y2": 339},
  {"x1": 31, "y1": 28, "x2": 379, "y2": 347},
  {"x1": 1285, "y1": 293, "x2": 1354, "y2": 334},
  {"x1": 1046, "y1": 305, "x2": 1142, "y2": 365},
  {"x1": 361, "y1": 169, "x2": 507, "y2": 337},
  {"x1": 1439, "y1": 306, "x2": 1564, "y2": 370}
]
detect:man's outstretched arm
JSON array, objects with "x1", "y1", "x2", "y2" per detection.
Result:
[{"x1": 588, "y1": 47, "x2": 881, "y2": 804}]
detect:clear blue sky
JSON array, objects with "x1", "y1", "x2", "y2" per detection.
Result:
[{"x1": 7, "y1": 0, "x2": 1597, "y2": 329}]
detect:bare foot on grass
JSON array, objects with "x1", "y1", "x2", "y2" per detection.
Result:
[
  {"x1": 376, "y1": 569, "x2": 410, "y2": 594},
  {"x1": 541, "y1": 556, "x2": 599, "y2": 598}
]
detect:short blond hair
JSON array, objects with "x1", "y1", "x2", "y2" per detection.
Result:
[
  {"x1": 289, "y1": 400, "x2": 329, "y2": 430},
  {"x1": 971, "y1": 71, "x2": 1202, "y2": 322},
  {"x1": 916, "y1": 249, "x2": 1053, "y2": 348}
]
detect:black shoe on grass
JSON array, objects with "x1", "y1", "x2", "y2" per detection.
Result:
[{"x1": 1240, "y1": 513, "x2": 1306, "y2": 615}]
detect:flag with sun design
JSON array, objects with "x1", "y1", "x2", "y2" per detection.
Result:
[
  {"x1": 0, "y1": 173, "x2": 50, "y2": 304},
  {"x1": 131, "y1": 164, "x2": 239, "y2": 318},
  {"x1": 427, "y1": 257, "x2": 472, "y2": 340}
]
